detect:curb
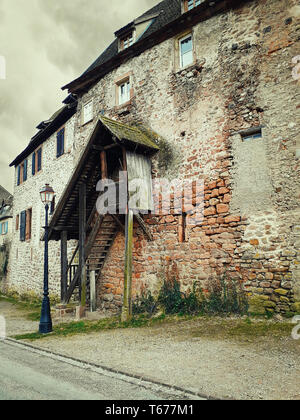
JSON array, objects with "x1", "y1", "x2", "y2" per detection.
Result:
[{"x1": 3, "y1": 337, "x2": 219, "y2": 400}]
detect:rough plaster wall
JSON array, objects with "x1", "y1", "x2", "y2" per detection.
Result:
[{"x1": 230, "y1": 132, "x2": 274, "y2": 215}]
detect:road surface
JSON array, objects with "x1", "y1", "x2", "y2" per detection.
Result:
[{"x1": 0, "y1": 340, "x2": 198, "y2": 400}]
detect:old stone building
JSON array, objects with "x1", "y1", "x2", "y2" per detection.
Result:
[
  {"x1": 7, "y1": 0, "x2": 300, "y2": 315},
  {"x1": 6, "y1": 103, "x2": 78, "y2": 297}
]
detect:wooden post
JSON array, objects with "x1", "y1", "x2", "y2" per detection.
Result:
[
  {"x1": 90, "y1": 270, "x2": 96, "y2": 313},
  {"x1": 100, "y1": 150, "x2": 108, "y2": 179},
  {"x1": 121, "y1": 208, "x2": 133, "y2": 322},
  {"x1": 60, "y1": 230, "x2": 68, "y2": 302},
  {"x1": 79, "y1": 183, "x2": 86, "y2": 317}
]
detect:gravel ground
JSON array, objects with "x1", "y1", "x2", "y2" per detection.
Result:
[{"x1": 1, "y1": 299, "x2": 299, "y2": 400}]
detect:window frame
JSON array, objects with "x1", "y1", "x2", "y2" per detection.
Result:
[
  {"x1": 120, "y1": 31, "x2": 135, "y2": 51},
  {"x1": 82, "y1": 100, "x2": 93, "y2": 126},
  {"x1": 32, "y1": 147, "x2": 42, "y2": 176},
  {"x1": 119, "y1": 79, "x2": 131, "y2": 105},
  {"x1": 183, "y1": 0, "x2": 202, "y2": 12},
  {"x1": 56, "y1": 127, "x2": 65, "y2": 158},
  {"x1": 19, "y1": 208, "x2": 32, "y2": 242},
  {"x1": 115, "y1": 72, "x2": 133, "y2": 107},
  {"x1": 17, "y1": 159, "x2": 28, "y2": 185},
  {"x1": 179, "y1": 33, "x2": 194, "y2": 69}
]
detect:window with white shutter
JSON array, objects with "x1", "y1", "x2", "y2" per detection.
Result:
[{"x1": 82, "y1": 101, "x2": 93, "y2": 125}]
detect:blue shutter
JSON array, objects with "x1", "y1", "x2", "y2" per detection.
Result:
[
  {"x1": 23, "y1": 160, "x2": 28, "y2": 182},
  {"x1": 32, "y1": 152, "x2": 36, "y2": 175},
  {"x1": 37, "y1": 149, "x2": 42, "y2": 172},
  {"x1": 57, "y1": 129, "x2": 64, "y2": 157},
  {"x1": 20, "y1": 211, "x2": 26, "y2": 242},
  {"x1": 0, "y1": 223, "x2": 2, "y2": 235},
  {"x1": 4, "y1": 222, "x2": 8, "y2": 234},
  {"x1": 56, "y1": 132, "x2": 61, "y2": 157},
  {"x1": 17, "y1": 165, "x2": 21, "y2": 185}
]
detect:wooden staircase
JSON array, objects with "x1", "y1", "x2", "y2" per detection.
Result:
[{"x1": 64, "y1": 213, "x2": 118, "y2": 304}]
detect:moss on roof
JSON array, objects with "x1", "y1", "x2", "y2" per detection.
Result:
[{"x1": 99, "y1": 115, "x2": 160, "y2": 150}]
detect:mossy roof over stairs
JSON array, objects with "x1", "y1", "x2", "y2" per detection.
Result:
[{"x1": 99, "y1": 115, "x2": 159, "y2": 151}]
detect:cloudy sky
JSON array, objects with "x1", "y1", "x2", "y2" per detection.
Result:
[{"x1": 0, "y1": 0, "x2": 158, "y2": 193}]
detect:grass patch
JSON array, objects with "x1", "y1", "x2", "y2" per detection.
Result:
[
  {"x1": 190, "y1": 317, "x2": 296, "y2": 342},
  {"x1": 13, "y1": 313, "x2": 167, "y2": 341}
]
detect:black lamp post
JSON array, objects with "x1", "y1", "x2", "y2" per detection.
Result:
[{"x1": 39, "y1": 184, "x2": 55, "y2": 334}]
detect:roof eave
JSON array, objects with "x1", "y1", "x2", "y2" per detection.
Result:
[{"x1": 62, "y1": 0, "x2": 243, "y2": 94}]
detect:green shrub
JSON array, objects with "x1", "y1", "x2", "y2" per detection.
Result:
[
  {"x1": 133, "y1": 275, "x2": 249, "y2": 317},
  {"x1": 132, "y1": 290, "x2": 157, "y2": 316}
]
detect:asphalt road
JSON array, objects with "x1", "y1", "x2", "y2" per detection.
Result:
[{"x1": 0, "y1": 340, "x2": 196, "y2": 401}]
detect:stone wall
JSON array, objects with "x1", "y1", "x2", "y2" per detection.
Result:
[
  {"x1": 7, "y1": 0, "x2": 300, "y2": 315},
  {"x1": 72, "y1": 0, "x2": 300, "y2": 315}
]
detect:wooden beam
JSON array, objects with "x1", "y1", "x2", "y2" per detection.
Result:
[
  {"x1": 60, "y1": 231, "x2": 68, "y2": 302},
  {"x1": 79, "y1": 183, "x2": 87, "y2": 312},
  {"x1": 111, "y1": 214, "x2": 125, "y2": 232},
  {"x1": 121, "y1": 209, "x2": 133, "y2": 322},
  {"x1": 135, "y1": 213, "x2": 153, "y2": 241},
  {"x1": 92, "y1": 144, "x2": 119, "y2": 152},
  {"x1": 100, "y1": 150, "x2": 108, "y2": 180}
]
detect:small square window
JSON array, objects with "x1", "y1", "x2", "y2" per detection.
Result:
[
  {"x1": 179, "y1": 34, "x2": 193, "y2": 68},
  {"x1": 183, "y1": 0, "x2": 202, "y2": 12},
  {"x1": 120, "y1": 32, "x2": 134, "y2": 51},
  {"x1": 82, "y1": 101, "x2": 93, "y2": 125},
  {"x1": 241, "y1": 129, "x2": 262, "y2": 141}
]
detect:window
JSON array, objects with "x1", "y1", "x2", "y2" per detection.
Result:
[
  {"x1": 20, "y1": 209, "x2": 32, "y2": 241},
  {"x1": 17, "y1": 159, "x2": 28, "y2": 185},
  {"x1": 82, "y1": 101, "x2": 93, "y2": 125},
  {"x1": 16, "y1": 214, "x2": 19, "y2": 231},
  {"x1": 179, "y1": 34, "x2": 193, "y2": 68},
  {"x1": 0, "y1": 222, "x2": 8, "y2": 235},
  {"x1": 119, "y1": 79, "x2": 131, "y2": 105},
  {"x1": 57, "y1": 128, "x2": 65, "y2": 158},
  {"x1": 32, "y1": 147, "x2": 42, "y2": 176},
  {"x1": 241, "y1": 128, "x2": 262, "y2": 141},
  {"x1": 25, "y1": 208, "x2": 32, "y2": 241},
  {"x1": 183, "y1": 0, "x2": 202, "y2": 12},
  {"x1": 120, "y1": 32, "x2": 134, "y2": 51}
]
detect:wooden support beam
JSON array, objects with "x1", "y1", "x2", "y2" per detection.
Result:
[
  {"x1": 92, "y1": 144, "x2": 119, "y2": 152},
  {"x1": 135, "y1": 213, "x2": 153, "y2": 241},
  {"x1": 100, "y1": 150, "x2": 108, "y2": 180},
  {"x1": 79, "y1": 183, "x2": 87, "y2": 313},
  {"x1": 121, "y1": 209, "x2": 133, "y2": 322},
  {"x1": 60, "y1": 231, "x2": 68, "y2": 302},
  {"x1": 111, "y1": 214, "x2": 125, "y2": 232}
]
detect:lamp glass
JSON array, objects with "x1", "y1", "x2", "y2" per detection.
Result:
[{"x1": 40, "y1": 184, "x2": 55, "y2": 205}]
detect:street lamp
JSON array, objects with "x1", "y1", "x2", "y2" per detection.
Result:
[{"x1": 39, "y1": 184, "x2": 55, "y2": 334}]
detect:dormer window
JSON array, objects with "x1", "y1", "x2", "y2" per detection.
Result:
[
  {"x1": 120, "y1": 32, "x2": 134, "y2": 51},
  {"x1": 183, "y1": 0, "x2": 202, "y2": 12}
]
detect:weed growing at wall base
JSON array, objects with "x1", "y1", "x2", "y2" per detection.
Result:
[{"x1": 133, "y1": 276, "x2": 249, "y2": 317}]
